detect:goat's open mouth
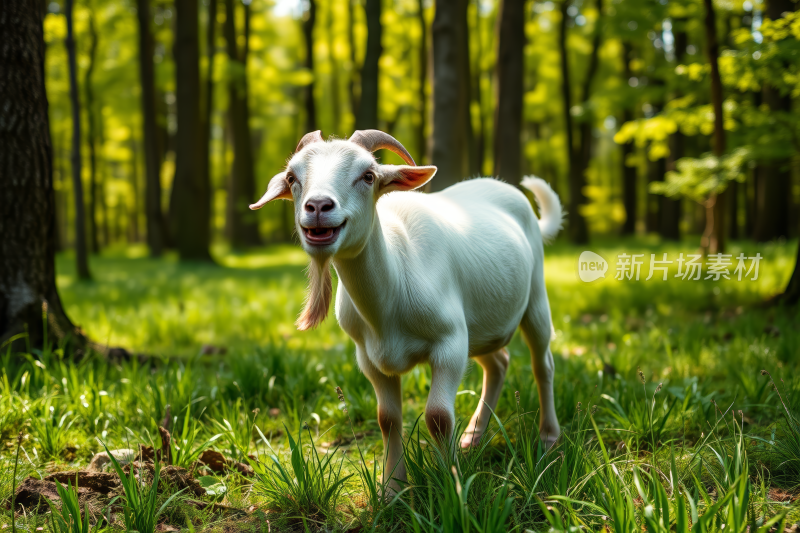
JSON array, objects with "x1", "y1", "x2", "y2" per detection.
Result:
[{"x1": 302, "y1": 222, "x2": 345, "y2": 246}]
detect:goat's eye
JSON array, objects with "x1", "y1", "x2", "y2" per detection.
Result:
[
  {"x1": 286, "y1": 173, "x2": 296, "y2": 185},
  {"x1": 363, "y1": 171, "x2": 375, "y2": 185}
]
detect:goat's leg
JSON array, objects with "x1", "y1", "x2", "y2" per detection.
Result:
[
  {"x1": 520, "y1": 300, "x2": 561, "y2": 447},
  {"x1": 357, "y1": 348, "x2": 405, "y2": 492},
  {"x1": 460, "y1": 348, "x2": 509, "y2": 448},
  {"x1": 520, "y1": 282, "x2": 560, "y2": 448},
  {"x1": 425, "y1": 350, "x2": 468, "y2": 453}
]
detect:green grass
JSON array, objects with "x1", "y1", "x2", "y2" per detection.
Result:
[{"x1": 2, "y1": 238, "x2": 799, "y2": 532}]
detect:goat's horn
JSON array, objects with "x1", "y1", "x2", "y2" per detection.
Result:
[
  {"x1": 295, "y1": 130, "x2": 324, "y2": 152},
  {"x1": 349, "y1": 130, "x2": 416, "y2": 166}
]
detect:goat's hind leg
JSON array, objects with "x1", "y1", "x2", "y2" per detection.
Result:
[
  {"x1": 519, "y1": 280, "x2": 560, "y2": 448},
  {"x1": 460, "y1": 348, "x2": 509, "y2": 449}
]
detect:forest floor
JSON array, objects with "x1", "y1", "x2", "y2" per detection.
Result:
[{"x1": 2, "y1": 238, "x2": 800, "y2": 532}]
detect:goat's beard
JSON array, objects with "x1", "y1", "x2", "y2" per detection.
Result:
[{"x1": 296, "y1": 257, "x2": 332, "y2": 331}]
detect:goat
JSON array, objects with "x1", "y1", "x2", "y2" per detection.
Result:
[{"x1": 250, "y1": 130, "x2": 562, "y2": 490}]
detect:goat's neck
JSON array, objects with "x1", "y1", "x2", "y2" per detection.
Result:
[{"x1": 333, "y1": 217, "x2": 397, "y2": 331}]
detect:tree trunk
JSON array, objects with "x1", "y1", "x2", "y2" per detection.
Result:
[
  {"x1": 620, "y1": 44, "x2": 637, "y2": 236},
  {"x1": 199, "y1": 0, "x2": 217, "y2": 242},
  {"x1": 0, "y1": 0, "x2": 87, "y2": 352},
  {"x1": 172, "y1": 0, "x2": 213, "y2": 261},
  {"x1": 753, "y1": 0, "x2": 792, "y2": 242},
  {"x1": 137, "y1": 0, "x2": 167, "y2": 256},
  {"x1": 559, "y1": 0, "x2": 589, "y2": 243},
  {"x1": 703, "y1": 0, "x2": 725, "y2": 254},
  {"x1": 85, "y1": 11, "x2": 100, "y2": 254},
  {"x1": 65, "y1": 0, "x2": 92, "y2": 280},
  {"x1": 356, "y1": 0, "x2": 382, "y2": 130},
  {"x1": 661, "y1": 19, "x2": 686, "y2": 241},
  {"x1": 224, "y1": 0, "x2": 260, "y2": 249},
  {"x1": 430, "y1": 0, "x2": 470, "y2": 191},
  {"x1": 303, "y1": 0, "x2": 318, "y2": 132},
  {"x1": 416, "y1": 0, "x2": 428, "y2": 163},
  {"x1": 472, "y1": 0, "x2": 485, "y2": 175},
  {"x1": 493, "y1": 0, "x2": 525, "y2": 183},
  {"x1": 348, "y1": 0, "x2": 360, "y2": 120},
  {"x1": 326, "y1": 1, "x2": 342, "y2": 134}
]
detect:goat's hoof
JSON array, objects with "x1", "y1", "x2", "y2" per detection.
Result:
[{"x1": 460, "y1": 431, "x2": 484, "y2": 449}]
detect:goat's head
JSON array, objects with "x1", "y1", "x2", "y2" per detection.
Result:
[{"x1": 250, "y1": 130, "x2": 436, "y2": 329}]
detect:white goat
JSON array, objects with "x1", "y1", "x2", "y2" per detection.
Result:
[{"x1": 250, "y1": 130, "x2": 562, "y2": 489}]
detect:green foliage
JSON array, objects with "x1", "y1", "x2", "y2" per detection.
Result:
[
  {"x1": 650, "y1": 148, "x2": 750, "y2": 203},
  {"x1": 102, "y1": 441, "x2": 186, "y2": 533},
  {"x1": 46, "y1": 479, "x2": 91, "y2": 533},
  {"x1": 247, "y1": 424, "x2": 352, "y2": 526}
]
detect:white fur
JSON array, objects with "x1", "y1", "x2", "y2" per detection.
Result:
[{"x1": 251, "y1": 138, "x2": 562, "y2": 491}]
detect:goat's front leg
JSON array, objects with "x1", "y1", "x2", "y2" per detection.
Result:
[
  {"x1": 357, "y1": 347, "x2": 405, "y2": 493},
  {"x1": 425, "y1": 341, "x2": 469, "y2": 453}
]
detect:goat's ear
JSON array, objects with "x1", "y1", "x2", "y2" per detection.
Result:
[
  {"x1": 250, "y1": 172, "x2": 292, "y2": 210},
  {"x1": 378, "y1": 165, "x2": 437, "y2": 194}
]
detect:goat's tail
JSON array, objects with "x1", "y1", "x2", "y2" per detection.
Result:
[{"x1": 520, "y1": 176, "x2": 564, "y2": 244}]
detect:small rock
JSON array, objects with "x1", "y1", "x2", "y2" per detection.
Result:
[{"x1": 87, "y1": 449, "x2": 136, "y2": 472}]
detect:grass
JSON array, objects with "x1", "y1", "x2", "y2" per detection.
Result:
[{"x1": 1, "y1": 237, "x2": 799, "y2": 531}]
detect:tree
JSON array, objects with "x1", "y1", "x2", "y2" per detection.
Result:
[
  {"x1": 85, "y1": 9, "x2": 100, "y2": 254},
  {"x1": 416, "y1": 0, "x2": 428, "y2": 163},
  {"x1": 493, "y1": 0, "x2": 525, "y2": 183},
  {"x1": 200, "y1": 0, "x2": 218, "y2": 245},
  {"x1": 703, "y1": 0, "x2": 726, "y2": 254},
  {"x1": 753, "y1": 0, "x2": 793, "y2": 243},
  {"x1": 224, "y1": 0, "x2": 260, "y2": 248},
  {"x1": 558, "y1": 0, "x2": 589, "y2": 243},
  {"x1": 0, "y1": 0, "x2": 87, "y2": 351},
  {"x1": 136, "y1": 0, "x2": 168, "y2": 257},
  {"x1": 171, "y1": 0, "x2": 213, "y2": 261},
  {"x1": 430, "y1": 0, "x2": 470, "y2": 191},
  {"x1": 356, "y1": 0, "x2": 382, "y2": 130},
  {"x1": 619, "y1": 43, "x2": 637, "y2": 236},
  {"x1": 303, "y1": 0, "x2": 318, "y2": 133},
  {"x1": 65, "y1": 0, "x2": 92, "y2": 279}
]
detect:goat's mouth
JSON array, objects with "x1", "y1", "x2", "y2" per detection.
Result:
[{"x1": 302, "y1": 221, "x2": 345, "y2": 246}]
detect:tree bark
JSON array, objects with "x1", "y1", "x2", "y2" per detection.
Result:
[
  {"x1": 430, "y1": 0, "x2": 470, "y2": 191},
  {"x1": 493, "y1": 0, "x2": 525, "y2": 183},
  {"x1": 85, "y1": 11, "x2": 100, "y2": 254},
  {"x1": 661, "y1": 19, "x2": 686, "y2": 241},
  {"x1": 172, "y1": 0, "x2": 213, "y2": 261},
  {"x1": 303, "y1": 0, "x2": 318, "y2": 132},
  {"x1": 416, "y1": 0, "x2": 428, "y2": 163},
  {"x1": 326, "y1": 0, "x2": 342, "y2": 134},
  {"x1": 199, "y1": 0, "x2": 217, "y2": 243},
  {"x1": 753, "y1": 0, "x2": 793, "y2": 242},
  {"x1": 348, "y1": 0, "x2": 360, "y2": 120},
  {"x1": 0, "y1": 0, "x2": 86, "y2": 352},
  {"x1": 472, "y1": 0, "x2": 485, "y2": 175},
  {"x1": 65, "y1": 0, "x2": 92, "y2": 280},
  {"x1": 559, "y1": 0, "x2": 589, "y2": 243},
  {"x1": 356, "y1": 0, "x2": 382, "y2": 130},
  {"x1": 224, "y1": 0, "x2": 260, "y2": 248},
  {"x1": 703, "y1": 0, "x2": 725, "y2": 254},
  {"x1": 620, "y1": 43, "x2": 637, "y2": 236},
  {"x1": 137, "y1": 0, "x2": 167, "y2": 256}
]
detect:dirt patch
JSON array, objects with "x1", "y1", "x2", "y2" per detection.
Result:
[
  {"x1": 45, "y1": 471, "x2": 120, "y2": 494},
  {"x1": 8, "y1": 478, "x2": 90, "y2": 512}
]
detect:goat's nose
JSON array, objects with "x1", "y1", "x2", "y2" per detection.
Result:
[{"x1": 304, "y1": 196, "x2": 335, "y2": 213}]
